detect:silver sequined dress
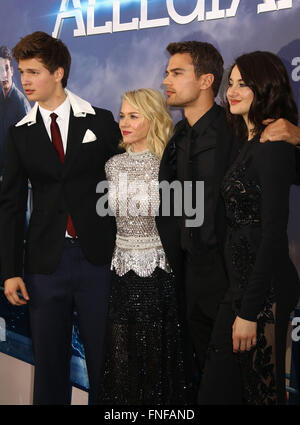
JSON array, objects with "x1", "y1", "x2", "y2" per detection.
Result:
[
  {"x1": 99, "y1": 148, "x2": 194, "y2": 405},
  {"x1": 105, "y1": 148, "x2": 171, "y2": 277}
]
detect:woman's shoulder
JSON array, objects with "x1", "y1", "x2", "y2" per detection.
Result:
[
  {"x1": 105, "y1": 152, "x2": 128, "y2": 174},
  {"x1": 252, "y1": 140, "x2": 296, "y2": 178},
  {"x1": 258, "y1": 140, "x2": 295, "y2": 153},
  {"x1": 106, "y1": 152, "x2": 128, "y2": 167},
  {"x1": 253, "y1": 140, "x2": 295, "y2": 163}
]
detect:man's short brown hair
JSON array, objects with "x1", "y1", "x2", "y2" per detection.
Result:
[
  {"x1": 13, "y1": 31, "x2": 71, "y2": 88},
  {"x1": 166, "y1": 41, "x2": 224, "y2": 97},
  {"x1": 0, "y1": 45, "x2": 13, "y2": 64}
]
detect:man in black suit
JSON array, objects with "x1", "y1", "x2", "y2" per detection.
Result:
[
  {"x1": 0, "y1": 32, "x2": 120, "y2": 404},
  {"x1": 159, "y1": 41, "x2": 300, "y2": 386},
  {"x1": 158, "y1": 42, "x2": 232, "y2": 381}
]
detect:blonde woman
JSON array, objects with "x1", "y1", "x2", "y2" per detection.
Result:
[{"x1": 99, "y1": 89, "x2": 194, "y2": 404}]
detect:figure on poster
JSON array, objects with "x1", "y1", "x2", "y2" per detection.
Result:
[
  {"x1": 99, "y1": 88, "x2": 194, "y2": 404},
  {"x1": 198, "y1": 51, "x2": 300, "y2": 404},
  {"x1": 0, "y1": 31, "x2": 120, "y2": 405},
  {"x1": 0, "y1": 45, "x2": 30, "y2": 179},
  {"x1": 161, "y1": 41, "x2": 300, "y2": 397}
]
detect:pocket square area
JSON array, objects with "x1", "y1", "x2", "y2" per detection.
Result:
[{"x1": 82, "y1": 129, "x2": 97, "y2": 143}]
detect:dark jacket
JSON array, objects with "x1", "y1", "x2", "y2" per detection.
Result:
[
  {"x1": 0, "y1": 105, "x2": 120, "y2": 281},
  {"x1": 156, "y1": 105, "x2": 238, "y2": 318}
]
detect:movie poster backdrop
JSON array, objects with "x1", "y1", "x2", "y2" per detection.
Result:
[{"x1": 0, "y1": 0, "x2": 299, "y2": 393}]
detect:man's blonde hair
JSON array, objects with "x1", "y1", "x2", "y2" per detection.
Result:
[{"x1": 120, "y1": 88, "x2": 173, "y2": 159}]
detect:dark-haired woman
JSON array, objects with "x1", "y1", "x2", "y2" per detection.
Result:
[{"x1": 198, "y1": 51, "x2": 300, "y2": 405}]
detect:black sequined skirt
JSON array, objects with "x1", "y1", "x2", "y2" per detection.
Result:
[{"x1": 98, "y1": 268, "x2": 194, "y2": 405}]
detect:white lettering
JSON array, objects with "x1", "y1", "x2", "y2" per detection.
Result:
[
  {"x1": 52, "y1": 0, "x2": 295, "y2": 37},
  {"x1": 258, "y1": 0, "x2": 277, "y2": 13},
  {"x1": 226, "y1": 0, "x2": 241, "y2": 17},
  {"x1": 104, "y1": 409, "x2": 139, "y2": 422},
  {"x1": 166, "y1": 0, "x2": 204, "y2": 24},
  {"x1": 206, "y1": 0, "x2": 225, "y2": 20},
  {"x1": 184, "y1": 181, "x2": 204, "y2": 228},
  {"x1": 291, "y1": 57, "x2": 300, "y2": 82},
  {"x1": 277, "y1": 0, "x2": 292, "y2": 10},
  {"x1": 258, "y1": 0, "x2": 292, "y2": 13},
  {"x1": 0, "y1": 317, "x2": 6, "y2": 342},
  {"x1": 52, "y1": 0, "x2": 86, "y2": 38},
  {"x1": 96, "y1": 180, "x2": 114, "y2": 217},
  {"x1": 292, "y1": 57, "x2": 300, "y2": 83},
  {"x1": 87, "y1": 0, "x2": 112, "y2": 35},
  {"x1": 113, "y1": 0, "x2": 139, "y2": 32},
  {"x1": 147, "y1": 410, "x2": 195, "y2": 420},
  {"x1": 118, "y1": 172, "x2": 128, "y2": 217},
  {"x1": 140, "y1": 0, "x2": 170, "y2": 28},
  {"x1": 128, "y1": 180, "x2": 149, "y2": 216},
  {"x1": 291, "y1": 317, "x2": 300, "y2": 342}
]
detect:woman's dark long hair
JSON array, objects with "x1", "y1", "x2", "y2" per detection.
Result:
[{"x1": 225, "y1": 51, "x2": 298, "y2": 140}]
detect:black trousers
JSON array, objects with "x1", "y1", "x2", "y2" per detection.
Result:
[
  {"x1": 185, "y1": 251, "x2": 227, "y2": 377},
  {"x1": 25, "y1": 238, "x2": 111, "y2": 405},
  {"x1": 197, "y1": 301, "x2": 243, "y2": 404}
]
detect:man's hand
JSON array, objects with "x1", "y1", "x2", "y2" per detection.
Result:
[
  {"x1": 232, "y1": 316, "x2": 257, "y2": 353},
  {"x1": 4, "y1": 277, "x2": 30, "y2": 306},
  {"x1": 260, "y1": 118, "x2": 300, "y2": 146}
]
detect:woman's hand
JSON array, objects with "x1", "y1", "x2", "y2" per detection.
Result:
[{"x1": 232, "y1": 316, "x2": 257, "y2": 353}]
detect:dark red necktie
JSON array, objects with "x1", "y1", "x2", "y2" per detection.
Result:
[{"x1": 50, "y1": 113, "x2": 76, "y2": 238}]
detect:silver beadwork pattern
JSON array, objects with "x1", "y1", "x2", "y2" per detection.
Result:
[{"x1": 105, "y1": 148, "x2": 171, "y2": 277}]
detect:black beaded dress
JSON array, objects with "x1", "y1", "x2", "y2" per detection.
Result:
[
  {"x1": 98, "y1": 148, "x2": 194, "y2": 405},
  {"x1": 198, "y1": 138, "x2": 300, "y2": 405}
]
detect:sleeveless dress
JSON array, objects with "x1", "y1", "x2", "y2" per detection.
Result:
[{"x1": 98, "y1": 148, "x2": 193, "y2": 405}]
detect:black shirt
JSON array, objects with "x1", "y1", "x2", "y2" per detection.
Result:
[{"x1": 176, "y1": 103, "x2": 221, "y2": 253}]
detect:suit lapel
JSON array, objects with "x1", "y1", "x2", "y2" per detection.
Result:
[
  {"x1": 159, "y1": 138, "x2": 177, "y2": 182},
  {"x1": 28, "y1": 110, "x2": 63, "y2": 173},
  {"x1": 63, "y1": 111, "x2": 89, "y2": 173},
  {"x1": 159, "y1": 119, "x2": 188, "y2": 183}
]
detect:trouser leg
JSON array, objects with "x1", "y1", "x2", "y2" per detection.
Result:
[
  {"x1": 26, "y1": 239, "x2": 113, "y2": 405},
  {"x1": 26, "y1": 249, "x2": 74, "y2": 405},
  {"x1": 73, "y1": 253, "x2": 111, "y2": 405},
  {"x1": 187, "y1": 307, "x2": 215, "y2": 376},
  {"x1": 197, "y1": 301, "x2": 243, "y2": 405}
]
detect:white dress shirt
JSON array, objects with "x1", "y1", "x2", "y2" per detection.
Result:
[
  {"x1": 39, "y1": 96, "x2": 71, "y2": 153},
  {"x1": 39, "y1": 97, "x2": 73, "y2": 237}
]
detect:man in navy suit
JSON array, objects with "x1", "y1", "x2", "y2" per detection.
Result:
[{"x1": 0, "y1": 32, "x2": 120, "y2": 404}]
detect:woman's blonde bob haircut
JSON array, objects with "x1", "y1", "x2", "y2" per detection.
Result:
[{"x1": 120, "y1": 88, "x2": 173, "y2": 159}]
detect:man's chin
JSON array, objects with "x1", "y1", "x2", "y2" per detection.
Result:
[
  {"x1": 166, "y1": 99, "x2": 183, "y2": 107},
  {"x1": 25, "y1": 93, "x2": 36, "y2": 101}
]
